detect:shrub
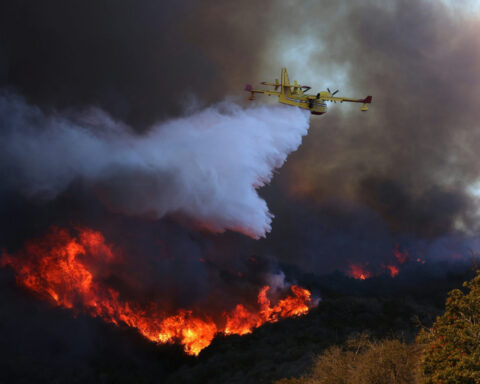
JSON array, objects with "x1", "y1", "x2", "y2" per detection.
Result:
[{"x1": 275, "y1": 334, "x2": 421, "y2": 384}]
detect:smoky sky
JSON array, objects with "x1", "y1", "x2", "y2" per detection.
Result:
[
  {"x1": 0, "y1": 1, "x2": 216, "y2": 127},
  {"x1": 265, "y1": 0, "x2": 480, "y2": 240},
  {"x1": 2, "y1": 0, "x2": 480, "y2": 277}
]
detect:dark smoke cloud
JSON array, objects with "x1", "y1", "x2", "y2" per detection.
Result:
[
  {"x1": 0, "y1": 0, "x2": 217, "y2": 127},
  {"x1": 358, "y1": 177, "x2": 473, "y2": 238}
]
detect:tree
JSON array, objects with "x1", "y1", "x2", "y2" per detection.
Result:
[{"x1": 418, "y1": 271, "x2": 480, "y2": 383}]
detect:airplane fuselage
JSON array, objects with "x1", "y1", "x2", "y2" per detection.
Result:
[{"x1": 278, "y1": 94, "x2": 327, "y2": 115}]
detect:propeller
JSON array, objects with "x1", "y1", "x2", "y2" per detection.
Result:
[
  {"x1": 327, "y1": 88, "x2": 339, "y2": 96},
  {"x1": 327, "y1": 88, "x2": 339, "y2": 103}
]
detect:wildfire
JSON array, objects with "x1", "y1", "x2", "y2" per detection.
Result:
[
  {"x1": 347, "y1": 264, "x2": 372, "y2": 280},
  {"x1": 0, "y1": 226, "x2": 314, "y2": 356},
  {"x1": 394, "y1": 244, "x2": 409, "y2": 264},
  {"x1": 225, "y1": 285, "x2": 311, "y2": 335},
  {"x1": 383, "y1": 264, "x2": 400, "y2": 278},
  {"x1": 347, "y1": 245, "x2": 413, "y2": 280}
]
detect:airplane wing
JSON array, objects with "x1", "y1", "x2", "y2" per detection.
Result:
[
  {"x1": 322, "y1": 95, "x2": 372, "y2": 104},
  {"x1": 319, "y1": 95, "x2": 372, "y2": 111},
  {"x1": 259, "y1": 80, "x2": 311, "y2": 92},
  {"x1": 245, "y1": 84, "x2": 280, "y2": 100},
  {"x1": 261, "y1": 80, "x2": 281, "y2": 90}
]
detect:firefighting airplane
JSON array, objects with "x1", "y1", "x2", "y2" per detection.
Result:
[{"x1": 245, "y1": 68, "x2": 372, "y2": 115}]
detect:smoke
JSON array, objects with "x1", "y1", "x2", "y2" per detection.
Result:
[
  {"x1": 262, "y1": 0, "x2": 480, "y2": 236},
  {"x1": 0, "y1": 93, "x2": 310, "y2": 238}
]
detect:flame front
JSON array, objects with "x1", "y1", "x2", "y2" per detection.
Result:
[
  {"x1": 0, "y1": 227, "x2": 314, "y2": 356},
  {"x1": 225, "y1": 285, "x2": 311, "y2": 335}
]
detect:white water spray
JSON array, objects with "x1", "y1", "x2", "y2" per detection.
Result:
[{"x1": 0, "y1": 94, "x2": 310, "y2": 238}]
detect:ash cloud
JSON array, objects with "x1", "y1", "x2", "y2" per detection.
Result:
[{"x1": 0, "y1": 94, "x2": 309, "y2": 239}]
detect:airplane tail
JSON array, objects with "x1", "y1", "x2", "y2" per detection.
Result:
[
  {"x1": 245, "y1": 84, "x2": 256, "y2": 100},
  {"x1": 363, "y1": 95, "x2": 373, "y2": 104},
  {"x1": 281, "y1": 68, "x2": 289, "y2": 87},
  {"x1": 281, "y1": 68, "x2": 290, "y2": 96},
  {"x1": 360, "y1": 96, "x2": 372, "y2": 112}
]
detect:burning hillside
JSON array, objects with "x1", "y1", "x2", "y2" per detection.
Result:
[
  {"x1": 1, "y1": 226, "x2": 314, "y2": 356},
  {"x1": 0, "y1": 91, "x2": 315, "y2": 357}
]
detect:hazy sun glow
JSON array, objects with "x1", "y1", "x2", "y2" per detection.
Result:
[
  {"x1": 439, "y1": 0, "x2": 480, "y2": 16},
  {"x1": 264, "y1": 34, "x2": 351, "y2": 101}
]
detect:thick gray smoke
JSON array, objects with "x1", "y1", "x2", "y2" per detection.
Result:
[{"x1": 0, "y1": 94, "x2": 310, "y2": 238}]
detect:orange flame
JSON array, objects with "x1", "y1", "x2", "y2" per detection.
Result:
[
  {"x1": 0, "y1": 226, "x2": 313, "y2": 356},
  {"x1": 347, "y1": 263, "x2": 372, "y2": 280},
  {"x1": 383, "y1": 264, "x2": 400, "y2": 278},
  {"x1": 225, "y1": 285, "x2": 311, "y2": 335},
  {"x1": 393, "y1": 244, "x2": 409, "y2": 264}
]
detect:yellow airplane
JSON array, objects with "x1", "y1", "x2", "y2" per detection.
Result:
[{"x1": 245, "y1": 68, "x2": 372, "y2": 115}]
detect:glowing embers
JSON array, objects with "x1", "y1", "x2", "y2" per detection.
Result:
[
  {"x1": 347, "y1": 245, "x2": 402, "y2": 280},
  {"x1": 347, "y1": 263, "x2": 372, "y2": 280},
  {"x1": 383, "y1": 264, "x2": 400, "y2": 278},
  {"x1": 346, "y1": 244, "x2": 426, "y2": 280},
  {"x1": 347, "y1": 260, "x2": 400, "y2": 280},
  {"x1": 393, "y1": 244, "x2": 409, "y2": 265},
  {"x1": 1, "y1": 226, "x2": 314, "y2": 356}
]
